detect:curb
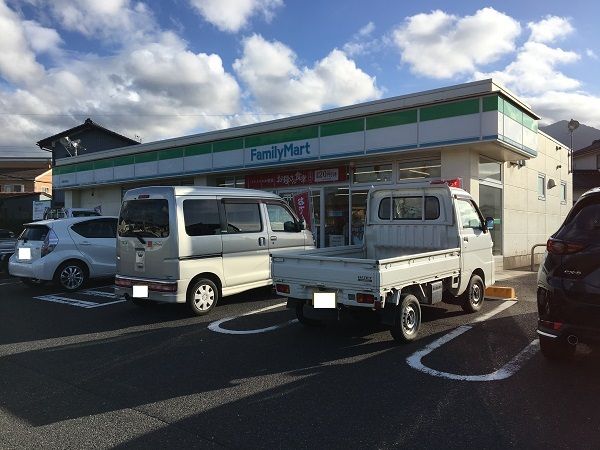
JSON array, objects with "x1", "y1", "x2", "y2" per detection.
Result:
[{"x1": 485, "y1": 286, "x2": 517, "y2": 301}]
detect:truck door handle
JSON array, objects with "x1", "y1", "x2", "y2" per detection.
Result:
[
  {"x1": 270, "y1": 236, "x2": 278, "y2": 242},
  {"x1": 463, "y1": 237, "x2": 469, "y2": 242},
  {"x1": 258, "y1": 237, "x2": 266, "y2": 246}
]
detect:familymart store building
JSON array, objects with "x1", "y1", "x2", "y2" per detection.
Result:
[{"x1": 54, "y1": 79, "x2": 572, "y2": 269}]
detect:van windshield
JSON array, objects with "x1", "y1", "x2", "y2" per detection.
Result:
[{"x1": 118, "y1": 199, "x2": 169, "y2": 238}]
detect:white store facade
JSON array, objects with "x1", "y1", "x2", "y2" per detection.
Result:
[{"x1": 53, "y1": 79, "x2": 572, "y2": 269}]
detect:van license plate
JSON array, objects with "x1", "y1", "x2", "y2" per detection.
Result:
[
  {"x1": 133, "y1": 285, "x2": 148, "y2": 298},
  {"x1": 313, "y1": 292, "x2": 336, "y2": 309}
]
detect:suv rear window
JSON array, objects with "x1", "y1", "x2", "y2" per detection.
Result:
[
  {"x1": 118, "y1": 199, "x2": 169, "y2": 238},
  {"x1": 19, "y1": 225, "x2": 49, "y2": 241},
  {"x1": 557, "y1": 197, "x2": 600, "y2": 241}
]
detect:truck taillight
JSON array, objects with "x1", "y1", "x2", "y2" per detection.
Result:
[
  {"x1": 546, "y1": 238, "x2": 585, "y2": 255},
  {"x1": 431, "y1": 178, "x2": 462, "y2": 188},
  {"x1": 276, "y1": 283, "x2": 290, "y2": 294},
  {"x1": 356, "y1": 293, "x2": 375, "y2": 303},
  {"x1": 41, "y1": 229, "x2": 59, "y2": 257}
]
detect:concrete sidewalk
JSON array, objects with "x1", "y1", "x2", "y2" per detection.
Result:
[{"x1": 494, "y1": 266, "x2": 537, "y2": 283}]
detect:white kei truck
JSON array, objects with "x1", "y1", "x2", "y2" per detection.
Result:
[{"x1": 272, "y1": 181, "x2": 496, "y2": 342}]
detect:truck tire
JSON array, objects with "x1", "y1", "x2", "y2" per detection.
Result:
[
  {"x1": 295, "y1": 302, "x2": 321, "y2": 327},
  {"x1": 461, "y1": 274, "x2": 485, "y2": 313},
  {"x1": 187, "y1": 278, "x2": 218, "y2": 316},
  {"x1": 390, "y1": 294, "x2": 421, "y2": 343},
  {"x1": 539, "y1": 335, "x2": 575, "y2": 361}
]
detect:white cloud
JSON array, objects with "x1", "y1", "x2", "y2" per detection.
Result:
[
  {"x1": 188, "y1": 0, "x2": 283, "y2": 33},
  {"x1": 343, "y1": 21, "x2": 380, "y2": 57},
  {"x1": 0, "y1": 0, "x2": 45, "y2": 85},
  {"x1": 233, "y1": 34, "x2": 381, "y2": 114},
  {"x1": 22, "y1": 20, "x2": 63, "y2": 54},
  {"x1": 392, "y1": 7, "x2": 521, "y2": 78},
  {"x1": 527, "y1": 15, "x2": 573, "y2": 44},
  {"x1": 524, "y1": 90, "x2": 600, "y2": 129},
  {"x1": 586, "y1": 49, "x2": 597, "y2": 59}
]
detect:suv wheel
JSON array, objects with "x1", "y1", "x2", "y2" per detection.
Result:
[
  {"x1": 56, "y1": 262, "x2": 87, "y2": 291},
  {"x1": 539, "y1": 335, "x2": 575, "y2": 361}
]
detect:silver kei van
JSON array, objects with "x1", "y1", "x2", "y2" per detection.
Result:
[{"x1": 115, "y1": 186, "x2": 314, "y2": 315}]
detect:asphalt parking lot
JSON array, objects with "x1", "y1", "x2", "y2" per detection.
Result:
[{"x1": 1, "y1": 272, "x2": 599, "y2": 449}]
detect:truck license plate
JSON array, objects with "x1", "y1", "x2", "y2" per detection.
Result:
[
  {"x1": 313, "y1": 292, "x2": 336, "y2": 309},
  {"x1": 133, "y1": 285, "x2": 148, "y2": 298}
]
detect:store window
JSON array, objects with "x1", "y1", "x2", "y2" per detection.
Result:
[
  {"x1": 479, "y1": 156, "x2": 502, "y2": 182},
  {"x1": 216, "y1": 176, "x2": 245, "y2": 188},
  {"x1": 352, "y1": 164, "x2": 392, "y2": 184},
  {"x1": 351, "y1": 189, "x2": 369, "y2": 245},
  {"x1": 398, "y1": 160, "x2": 441, "y2": 181},
  {"x1": 537, "y1": 174, "x2": 546, "y2": 200},
  {"x1": 324, "y1": 187, "x2": 349, "y2": 246}
]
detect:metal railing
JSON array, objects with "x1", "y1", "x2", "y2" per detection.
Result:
[{"x1": 530, "y1": 243, "x2": 546, "y2": 272}]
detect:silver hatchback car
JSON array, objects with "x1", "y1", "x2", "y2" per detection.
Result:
[{"x1": 9, "y1": 216, "x2": 118, "y2": 291}]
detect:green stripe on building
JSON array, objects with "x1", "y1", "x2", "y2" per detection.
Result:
[
  {"x1": 185, "y1": 143, "x2": 211, "y2": 156},
  {"x1": 366, "y1": 109, "x2": 417, "y2": 130},
  {"x1": 503, "y1": 100, "x2": 523, "y2": 123},
  {"x1": 245, "y1": 126, "x2": 319, "y2": 147},
  {"x1": 78, "y1": 162, "x2": 94, "y2": 172},
  {"x1": 482, "y1": 95, "x2": 501, "y2": 113},
  {"x1": 320, "y1": 118, "x2": 364, "y2": 137},
  {"x1": 420, "y1": 99, "x2": 479, "y2": 122},
  {"x1": 114, "y1": 155, "x2": 135, "y2": 167},
  {"x1": 94, "y1": 159, "x2": 114, "y2": 170},
  {"x1": 522, "y1": 113, "x2": 538, "y2": 132},
  {"x1": 159, "y1": 148, "x2": 184, "y2": 160},
  {"x1": 135, "y1": 152, "x2": 157, "y2": 164},
  {"x1": 213, "y1": 138, "x2": 244, "y2": 153}
]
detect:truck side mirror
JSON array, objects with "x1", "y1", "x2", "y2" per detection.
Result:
[
  {"x1": 485, "y1": 217, "x2": 494, "y2": 230},
  {"x1": 297, "y1": 218, "x2": 306, "y2": 231}
]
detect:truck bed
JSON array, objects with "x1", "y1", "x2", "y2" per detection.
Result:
[{"x1": 272, "y1": 244, "x2": 461, "y2": 293}]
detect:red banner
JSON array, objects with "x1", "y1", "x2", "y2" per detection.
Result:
[
  {"x1": 246, "y1": 167, "x2": 347, "y2": 189},
  {"x1": 292, "y1": 191, "x2": 312, "y2": 231}
]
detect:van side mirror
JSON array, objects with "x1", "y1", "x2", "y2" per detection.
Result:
[
  {"x1": 485, "y1": 217, "x2": 494, "y2": 230},
  {"x1": 297, "y1": 218, "x2": 306, "y2": 231}
]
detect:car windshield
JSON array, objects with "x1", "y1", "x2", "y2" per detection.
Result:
[{"x1": 118, "y1": 199, "x2": 169, "y2": 238}]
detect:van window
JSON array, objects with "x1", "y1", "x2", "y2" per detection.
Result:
[
  {"x1": 266, "y1": 203, "x2": 297, "y2": 232},
  {"x1": 378, "y1": 196, "x2": 440, "y2": 220},
  {"x1": 118, "y1": 199, "x2": 169, "y2": 238},
  {"x1": 223, "y1": 202, "x2": 262, "y2": 233},
  {"x1": 183, "y1": 199, "x2": 221, "y2": 236}
]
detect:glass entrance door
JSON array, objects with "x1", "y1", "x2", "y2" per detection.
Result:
[
  {"x1": 479, "y1": 183, "x2": 502, "y2": 255},
  {"x1": 277, "y1": 189, "x2": 321, "y2": 247}
]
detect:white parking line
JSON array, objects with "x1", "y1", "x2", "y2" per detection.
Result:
[
  {"x1": 33, "y1": 290, "x2": 125, "y2": 309},
  {"x1": 208, "y1": 302, "x2": 298, "y2": 335},
  {"x1": 81, "y1": 290, "x2": 117, "y2": 298},
  {"x1": 406, "y1": 300, "x2": 539, "y2": 381}
]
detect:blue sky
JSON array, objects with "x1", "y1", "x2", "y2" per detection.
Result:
[{"x1": 1, "y1": 0, "x2": 599, "y2": 157}]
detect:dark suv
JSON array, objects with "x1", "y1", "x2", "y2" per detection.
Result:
[{"x1": 537, "y1": 187, "x2": 600, "y2": 360}]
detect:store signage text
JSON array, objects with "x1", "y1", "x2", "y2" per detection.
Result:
[
  {"x1": 249, "y1": 141, "x2": 312, "y2": 162},
  {"x1": 246, "y1": 166, "x2": 347, "y2": 189}
]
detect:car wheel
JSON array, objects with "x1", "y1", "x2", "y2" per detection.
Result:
[
  {"x1": 461, "y1": 274, "x2": 485, "y2": 313},
  {"x1": 21, "y1": 278, "x2": 46, "y2": 287},
  {"x1": 187, "y1": 278, "x2": 218, "y2": 316},
  {"x1": 390, "y1": 294, "x2": 421, "y2": 343},
  {"x1": 56, "y1": 262, "x2": 87, "y2": 291},
  {"x1": 539, "y1": 335, "x2": 575, "y2": 361},
  {"x1": 295, "y1": 301, "x2": 321, "y2": 326}
]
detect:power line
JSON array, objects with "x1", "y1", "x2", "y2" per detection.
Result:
[{"x1": 0, "y1": 112, "x2": 291, "y2": 117}]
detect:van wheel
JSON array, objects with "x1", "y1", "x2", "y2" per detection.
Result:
[
  {"x1": 539, "y1": 336, "x2": 575, "y2": 361},
  {"x1": 187, "y1": 278, "x2": 218, "y2": 316},
  {"x1": 461, "y1": 274, "x2": 485, "y2": 313},
  {"x1": 295, "y1": 302, "x2": 321, "y2": 326},
  {"x1": 390, "y1": 294, "x2": 421, "y2": 343},
  {"x1": 56, "y1": 262, "x2": 87, "y2": 291}
]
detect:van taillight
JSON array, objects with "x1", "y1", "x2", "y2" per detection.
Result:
[{"x1": 546, "y1": 238, "x2": 585, "y2": 255}]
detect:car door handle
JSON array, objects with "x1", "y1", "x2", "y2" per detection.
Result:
[
  {"x1": 80, "y1": 241, "x2": 92, "y2": 246},
  {"x1": 270, "y1": 236, "x2": 277, "y2": 241},
  {"x1": 463, "y1": 237, "x2": 469, "y2": 242}
]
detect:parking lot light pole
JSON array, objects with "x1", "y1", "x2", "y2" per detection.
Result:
[{"x1": 568, "y1": 119, "x2": 579, "y2": 174}]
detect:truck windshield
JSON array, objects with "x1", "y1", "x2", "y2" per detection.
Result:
[{"x1": 118, "y1": 199, "x2": 170, "y2": 238}]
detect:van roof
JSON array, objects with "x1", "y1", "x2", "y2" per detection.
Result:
[{"x1": 123, "y1": 185, "x2": 281, "y2": 199}]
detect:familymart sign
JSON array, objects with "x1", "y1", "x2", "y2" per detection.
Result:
[{"x1": 246, "y1": 139, "x2": 319, "y2": 165}]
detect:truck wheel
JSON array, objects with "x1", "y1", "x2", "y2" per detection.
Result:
[
  {"x1": 390, "y1": 294, "x2": 421, "y2": 343},
  {"x1": 461, "y1": 274, "x2": 485, "y2": 313},
  {"x1": 295, "y1": 302, "x2": 321, "y2": 327},
  {"x1": 187, "y1": 278, "x2": 218, "y2": 316},
  {"x1": 539, "y1": 336, "x2": 575, "y2": 361}
]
